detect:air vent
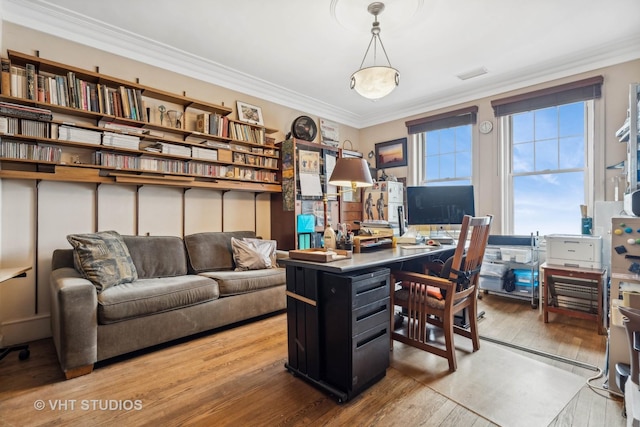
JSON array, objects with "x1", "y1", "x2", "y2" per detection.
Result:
[{"x1": 456, "y1": 67, "x2": 488, "y2": 81}]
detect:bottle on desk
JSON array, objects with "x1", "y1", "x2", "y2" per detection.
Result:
[{"x1": 324, "y1": 223, "x2": 336, "y2": 250}]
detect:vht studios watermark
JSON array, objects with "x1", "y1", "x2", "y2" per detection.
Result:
[{"x1": 34, "y1": 399, "x2": 143, "y2": 411}]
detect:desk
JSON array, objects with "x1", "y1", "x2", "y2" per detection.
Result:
[
  {"x1": 280, "y1": 245, "x2": 454, "y2": 402},
  {"x1": 541, "y1": 262, "x2": 606, "y2": 335},
  {"x1": 0, "y1": 266, "x2": 32, "y2": 361}
]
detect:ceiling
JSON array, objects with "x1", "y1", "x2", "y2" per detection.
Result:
[{"x1": 3, "y1": 0, "x2": 640, "y2": 128}]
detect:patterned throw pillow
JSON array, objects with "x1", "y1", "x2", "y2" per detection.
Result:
[
  {"x1": 231, "y1": 237, "x2": 275, "y2": 271},
  {"x1": 67, "y1": 230, "x2": 138, "y2": 292},
  {"x1": 243, "y1": 238, "x2": 278, "y2": 268}
]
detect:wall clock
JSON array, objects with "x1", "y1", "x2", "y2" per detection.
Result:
[
  {"x1": 291, "y1": 116, "x2": 317, "y2": 141},
  {"x1": 479, "y1": 120, "x2": 493, "y2": 134}
]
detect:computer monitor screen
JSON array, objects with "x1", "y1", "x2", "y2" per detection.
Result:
[{"x1": 406, "y1": 185, "x2": 475, "y2": 225}]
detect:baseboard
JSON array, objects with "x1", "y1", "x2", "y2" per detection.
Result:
[{"x1": 1, "y1": 313, "x2": 50, "y2": 345}]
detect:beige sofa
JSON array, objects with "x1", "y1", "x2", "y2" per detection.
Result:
[{"x1": 50, "y1": 231, "x2": 286, "y2": 379}]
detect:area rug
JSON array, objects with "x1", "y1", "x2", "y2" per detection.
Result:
[{"x1": 390, "y1": 338, "x2": 585, "y2": 427}]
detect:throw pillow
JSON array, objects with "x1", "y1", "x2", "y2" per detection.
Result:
[
  {"x1": 243, "y1": 238, "x2": 278, "y2": 268},
  {"x1": 231, "y1": 237, "x2": 272, "y2": 271},
  {"x1": 67, "y1": 230, "x2": 138, "y2": 292}
]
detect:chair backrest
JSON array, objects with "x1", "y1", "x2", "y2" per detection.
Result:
[{"x1": 446, "y1": 215, "x2": 493, "y2": 289}]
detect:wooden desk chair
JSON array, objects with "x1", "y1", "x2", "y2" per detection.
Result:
[{"x1": 390, "y1": 215, "x2": 492, "y2": 372}]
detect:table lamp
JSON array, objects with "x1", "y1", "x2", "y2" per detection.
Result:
[{"x1": 323, "y1": 157, "x2": 374, "y2": 231}]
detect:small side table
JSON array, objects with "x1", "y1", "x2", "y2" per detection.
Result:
[
  {"x1": 541, "y1": 262, "x2": 606, "y2": 335},
  {"x1": 0, "y1": 266, "x2": 32, "y2": 361}
]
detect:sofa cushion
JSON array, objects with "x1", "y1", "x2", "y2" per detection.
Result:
[
  {"x1": 231, "y1": 237, "x2": 273, "y2": 271},
  {"x1": 122, "y1": 235, "x2": 188, "y2": 279},
  {"x1": 67, "y1": 230, "x2": 138, "y2": 292},
  {"x1": 198, "y1": 268, "x2": 285, "y2": 296},
  {"x1": 184, "y1": 231, "x2": 257, "y2": 273},
  {"x1": 97, "y1": 275, "x2": 219, "y2": 324}
]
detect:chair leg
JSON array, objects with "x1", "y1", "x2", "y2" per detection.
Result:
[
  {"x1": 443, "y1": 314, "x2": 457, "y2": 372},
  {"x1": 468, "y1": 300, "x2": 480, "y2": 352}
]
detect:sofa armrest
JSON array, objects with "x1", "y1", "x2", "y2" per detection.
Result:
[
  {"x1": 50, "y1": 267, "x2": 98, "y2": 374},
  {"x1": 276, "y1": 250, "x2": 289, "y2": 267}
]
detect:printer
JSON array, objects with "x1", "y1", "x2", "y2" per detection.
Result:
[{"x1": 545, "y1": 234, "x2": 603, "y2": 269}]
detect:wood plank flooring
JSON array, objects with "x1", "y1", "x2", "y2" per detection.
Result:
[{"x1": 0, "y1": 293, "x2": 625, "y2": 426}]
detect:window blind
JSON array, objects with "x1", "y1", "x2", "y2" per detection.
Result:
[
  {"x1": 491, "y1": 76, "x2": 603, "y2": 117},
  {"x1": 405, "y1": 106, "x2": 478, "y2": 134}
]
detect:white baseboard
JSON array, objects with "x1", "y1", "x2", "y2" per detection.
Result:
[{"x1": 1, "y1": 313, "x2": 50, "y2": 346}]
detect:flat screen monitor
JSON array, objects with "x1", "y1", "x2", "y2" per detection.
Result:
[{"x1": 406, "y1": 185, "x2": 475, "y2": 226}]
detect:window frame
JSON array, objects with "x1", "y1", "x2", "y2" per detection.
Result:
[{"x1": 499, "y1": 100, "x2": 595, "y2": 234}]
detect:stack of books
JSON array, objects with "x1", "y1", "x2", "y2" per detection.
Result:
[
  {"x1": 160, "y1": 142, "x2": 191, "y2": 157},
  {"x1": 58, "y1": 125, "x2": 101, "y2": 145},
  {"x1": 192, "y1": 146, "x2": 218, "y2": 161},
  {"x1": 102, "y1": 132, "x2": 140, "y2": 150}
]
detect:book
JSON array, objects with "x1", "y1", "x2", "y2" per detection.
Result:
[
  {"x1": 196, "y1": 113, "x2": 210, "y2": 134},
  {"x1": 25, "y1": 63, "x2": 36, "y2": 100},
  {"x1": 1, "y1": 58, "x2": 11, "y2": 95},
  {"x1": 36, "y1": 74, "x2": 45, "y2": 102}
]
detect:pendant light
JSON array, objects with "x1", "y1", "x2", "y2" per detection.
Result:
[{"x1": 350, "y1": 2, "x2": 400, "y2": 100}]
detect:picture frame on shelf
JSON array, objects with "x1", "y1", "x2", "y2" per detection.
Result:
[
  {"x1": 236, "y1": 101, "x2": 264, "y2": 126},
  {"x1": 375, "y1": 137, "x2": 407, "y2": 169}
]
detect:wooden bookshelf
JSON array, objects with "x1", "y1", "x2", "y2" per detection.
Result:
[{"x1": 0, "y1": 50, "x2": 281, "y2": 193}]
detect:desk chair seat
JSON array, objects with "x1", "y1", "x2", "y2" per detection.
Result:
[{"x1": 390, "y1": 215, "x2": 492, "y2": 372}]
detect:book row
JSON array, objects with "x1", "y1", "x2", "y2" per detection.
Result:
[
  {"x1": 93, "y1": 151, "x2": 277, "y2": 182},
  {"x1": 0, "y1": 116, "x2": 278, "y2": 167},
  {"x1": 0, "y1": 139, "x2": 61, "y2": 162},
  {"x1": 0, "y1": 116, "x2": 51, "y2": 138},
  {"x1": 195, "y1": 113, "x2": 228, "y2": 138},
  {"x1": 3, "y1": 60, "x2": 147, "y2": 121},
  {"x1": 229, "y1": 121, "x2": 266, "y2": 144}
]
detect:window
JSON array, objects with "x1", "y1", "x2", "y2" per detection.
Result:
[
  {"x1": 405, "y1": 106, "x2": 478, "y2": 187},
  {"x1": 424, "y1": 125, "x2": 472, "y2": 185},
  {"x1": 492, "y1": 76, "x2": 602, "y2": 235},
  {"x1": 507, "y1": 102, "x2": 592, "y2": 235}
]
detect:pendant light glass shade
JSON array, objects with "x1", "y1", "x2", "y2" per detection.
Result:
[{"x1": 351, "y1": 66, "x2": 400, "y2": 100}]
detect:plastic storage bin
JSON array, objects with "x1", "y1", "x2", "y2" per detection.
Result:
[{"x1": 500, "y1": 248, "x2": 532, "y2": 263}]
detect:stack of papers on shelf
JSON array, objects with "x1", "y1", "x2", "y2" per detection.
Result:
[
  {"x1": 58, "y1": 125, "x2": 102, "y2": 145},
  {"x1": 101, "y1": 122, "x2": 147, "y2": 135},
  {"x1": 102, "y1": 132, "x2": 140, "y2": 150},
  {"x1": 160, "y1": 142, "x2": 191, "y2": 157},
  {"x1": 192, "y1": 146, "x2": 218, "y2": 161}
]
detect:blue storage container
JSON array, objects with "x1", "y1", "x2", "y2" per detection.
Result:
[{"x1": 513, "y1": 269, "x2": 538, "y2": 287}]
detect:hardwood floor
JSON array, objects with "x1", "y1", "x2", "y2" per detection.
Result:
[{"x1": 0, "y1": 294, "x2": 625, "y2": 426}]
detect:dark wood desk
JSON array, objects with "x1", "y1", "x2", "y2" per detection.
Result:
[
  {"x1": 541, "y1": 262, "x2": 606, "y2": 335},
  {"x1": 280, "y1": 245, "x2": 454, "y2": 402}
]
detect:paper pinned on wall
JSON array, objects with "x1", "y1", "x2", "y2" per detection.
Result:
[{"x1": 299, "y1": 173, "x2": 322, "y2": 196}]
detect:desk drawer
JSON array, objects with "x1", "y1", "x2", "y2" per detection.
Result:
[
  {"x1": 351, "y1": 325, "x2": 389, "y2": 394},
  {"x1": 353, "y1": 297, "x2": 389, "y2": 336},
  {"x1": 322, "y1": 268, "x2": 390, "y2": 308}
]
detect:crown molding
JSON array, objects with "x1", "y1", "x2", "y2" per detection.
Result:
[{"x1": 2, "y1": 0, "x2": 639, "y2": 130}]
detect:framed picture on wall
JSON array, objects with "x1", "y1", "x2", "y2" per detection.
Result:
[
  {"x1": 375, "y1": 138, "x2": 407, "y2": 169},
  {"x1": 236, "y1": 101, "x2": 264, "y2": 126}
]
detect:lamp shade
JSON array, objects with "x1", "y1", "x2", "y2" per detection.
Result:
[
  {"x1": 329, "y1": 158, "x2": 374, "y2": 189},
  {"x1": 351, "y1": 66, "x2": 400, "y2": 100}
]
